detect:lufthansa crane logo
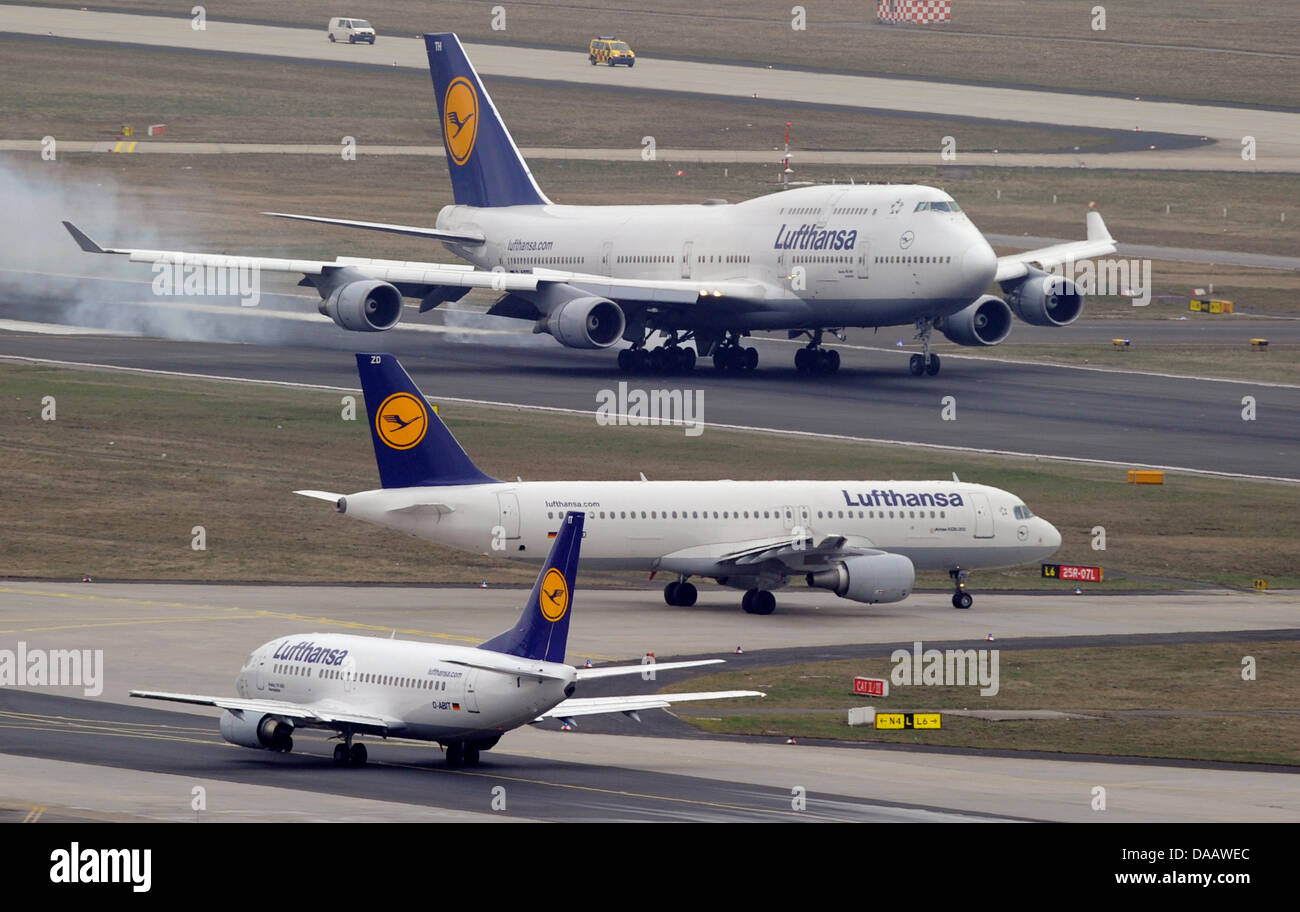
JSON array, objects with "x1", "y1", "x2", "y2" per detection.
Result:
[
  {"x1": 539, "y1": 567, "x2": 569, "y2": 622},
  {"x1": 443, "y1": 77, "x2": 479, "y2": 166},
  {"x1": 375, "y1": 392, "x2": 428, "y2": 450}
]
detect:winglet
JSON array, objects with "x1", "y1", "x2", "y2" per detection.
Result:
[
  {"x1": 1086, "y1": 210, "x2": 1111, "y2": 243},
  {"x1": 62, "y1": 221, "x2": 107, "y2": 254}
]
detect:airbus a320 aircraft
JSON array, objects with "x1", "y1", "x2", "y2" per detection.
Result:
[
  {"x1": 297, "y1": 354, "x2": 1062, "y2": 614},
  {"x1": 132, "y1": 512, "x2": 761, "y2": 768},
  {"x1": 64, "y1": 33, "x2": 1117, "y2": 377}
]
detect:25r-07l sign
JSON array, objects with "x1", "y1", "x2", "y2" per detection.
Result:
[{"x1": 1042, "y1": 563, "x2": 1104, "y2": 583}]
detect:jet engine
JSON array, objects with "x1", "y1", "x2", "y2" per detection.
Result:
[
  {"x1": 537, "y1": 296, "x2": 626, "y2": 349},
  {"x1": 319, "y1": 279, "x2": 403, "y2": 332},
  {"x1": 219, "y1": 709, "x2": 294, "y2": 751},
  {"x1": 1005, "y1": 269, "x2": 1084, "y2": 326},
  {"x1": 937, "y1": 295, "x2": 1014, "y2": 346},
  {"x1": 806, "y1": 553, "x2": 915, "y2": 604}
]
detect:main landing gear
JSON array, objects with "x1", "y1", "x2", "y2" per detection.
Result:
[
  {"x1": 664, "y1": 577, "x2": 698, "y2": 607},
  {"x1": 332, "y1": 732, "x2": 368, "y2": 767},
  {"x1": 793, "y1": 328, "x2": 841, "y2": 375},
  {"x1": 741, "y1": 588, "x2": 776, "y2": 615},
  {"x1": 445, "y1": 739, "x2": 493, "y2": 768},
  {"x1": 950, "y1": 567, "x2": 973, "y2": 609},
  {"x1": 713, "y1": 330, "x2": 759, "y2": 373},
  {"x1": 618, "y1": 332, "x2": 697, "y2": 374},
  {"x1": 909, "y1": 317, "x2": 941, "y2": 377}
]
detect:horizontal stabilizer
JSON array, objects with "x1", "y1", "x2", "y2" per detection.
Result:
[{"x1": 576, "y1": 659, "x2": 724, "y2": 680}]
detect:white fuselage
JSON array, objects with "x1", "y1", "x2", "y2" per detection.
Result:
[
  {"x1": 234, "y1": 633, "x2": 574, "y2": 742},
  {"x1": 436, "y1": 183, "x2": 998, "y2": 330},
  {"x1": 337, "y1": 479, "x2": 1061, "y2": 586}
]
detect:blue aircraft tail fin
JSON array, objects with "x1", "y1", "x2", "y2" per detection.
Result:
[
  {"x1": 424, "y1": 32, "x2": 549, "y2": 208},
  {"x1": 479, "y1": 512, "x2": 583, "y2": 664},
  {"x1": 354, "y1": 353, "x2": 497, "y2": 488}
]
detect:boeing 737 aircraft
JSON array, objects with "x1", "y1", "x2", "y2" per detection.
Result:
[
  {"x1": 64, "y1": 33, "x2": 1117, "y2": 377},
  {"x1": 297, "y1": 354, "x2": 1062, "y2": 614},
  {"x1": 132, "y1": 512, "x2": 761, "y2": 768}
]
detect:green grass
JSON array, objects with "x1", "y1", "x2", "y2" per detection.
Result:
[
  {"x1": 951, "y1": 342, "x2": 1299, "y2": 385},
  {"x1": 1, "y1": 363, "x2": 1298, "y2": 588},
  {"x1": 664, "y1": 641, "x2": 1300, "y2": 765}
]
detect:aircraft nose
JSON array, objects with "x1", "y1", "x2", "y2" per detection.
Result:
[
  {"x1": 961, "y1": 240, "x2": 997, "y2": 286},
  {"x1": 1042, "y1": 519, "x2": 1062, "y2": 553}
]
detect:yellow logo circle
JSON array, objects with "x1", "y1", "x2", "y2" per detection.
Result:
[
  {"x1": 539, "y1": 567, "x2": 569, "y2": 622},
  {"x1": 443, "y1": 77, "x2": 479, "y2": 166},
  {"x1": 375, "y1": 392, "x2": 428, "y2": 450}
]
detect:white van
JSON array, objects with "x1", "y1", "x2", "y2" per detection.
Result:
[{"x1": 327, "y1": 18, "x2": 377, "y2": 45}]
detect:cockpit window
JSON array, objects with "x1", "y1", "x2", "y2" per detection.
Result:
[
  {"x1": 914, "y1": 200, "x2": 962, "y2": 213},
  {"x1": 1013, "y1": 504, "x2": 1035, "y2": 519}
]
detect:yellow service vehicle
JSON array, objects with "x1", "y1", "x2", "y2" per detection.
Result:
[{"x1": 589, "y1": 36, "x2": 635, "y2": 67}]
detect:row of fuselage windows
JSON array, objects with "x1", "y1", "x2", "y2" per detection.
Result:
[
  {"x1": 791, "y1": 254, "x2": 854, "y2": 265},
  {"x1": 782, "y1": 206, "x2": 881, "y2": 216},
  {"x1": 272, "y1": 662, "x2": 452, "y2": 691},
  {"x1": 506, "y1": 255, "x2": 585, "y2": 267},
  {"x1": 877, "y1": 254, "x2": 953, "y2": 265},
  {"x1": 544, "y1": 508, "x2": 949, "y2": 521}
]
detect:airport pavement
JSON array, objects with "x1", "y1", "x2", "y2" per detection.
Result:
[
  {"x1": 4, "y1": 4, "x2": 1299, "y2": 171},
  {"x1": 1, "y1": 581, "x2": 1296, "y2": 822}
]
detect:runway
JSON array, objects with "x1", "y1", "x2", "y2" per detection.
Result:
[
  {"x1": 0, "y1": 285, "x2": 1297, "y2": 480},
  {"x1": 5, "y1": 4, "x2": 1299, "y2": 171},
  {"x1": 0, "y1": 581, "x2": 1295, "y2": 822}
]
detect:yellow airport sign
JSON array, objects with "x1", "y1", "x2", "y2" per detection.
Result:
[{"x1": 875, "y1": 712, "x2": 941, "y2": 730}]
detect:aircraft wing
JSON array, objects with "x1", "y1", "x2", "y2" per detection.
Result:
[
  {"x1": 537, "y1": 689, "x2": 764, "y2": 721},
  {"x1": 129, "y1": 691, "x2": 400, "y2": 733},
  {"x1": 575, "y1": 659, "x2": 724, "y2": 680},
  {"x1": 63, "y1": 221, "x2": 776, "y2": 313},
  {"x1": 660, "y1": 534, "x2": 884, "y2": 570},
  {"x1": 262, "y1": 211, "x2": 485, "y2": 244},
  {"x1": 994, "y1": 210, "x2": 1117, "y2": 283}
]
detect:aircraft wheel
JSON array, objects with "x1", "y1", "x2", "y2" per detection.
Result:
[
  {"x1": 909, "y1": 353, "x2": 925, "y2": 376},
  {"x1": 329, "y1": 34, "x2": 336, "y2": 43},
  {"x1": 333, "y1": 743, "x2": 349, "y2": 765},
  {"x1": 281, "y1": 735, "x2": 294, "y2": 753},
  {"x1": 751, "y1": 590, "x2": 776, "y2": 615},
  {"x1": 677, "y1": 346, "x2": 696, "y2": 373},
  {"x1": 349, "y1": 743, "x2": 368, "y2": 767},
  {"x1": 464, "y1": 745, "x2": 481, "y2": 767},
  {"x1": 953, "y1": 592, "x2": 973, "y2": 610},
  {"x1": 826, "y1": 349, "x2": 841, "y2": 373},
  {"x1": 446, "y1": 742, "x2": 465, "y2": 767},
  {"x1": 650, "y1": 347, "x2": 669, "y2": 373},
  {"x1": 795, "y1": 348, "x2": 809, "y2": 372},
  {"x1": 664, "y1": 581, "x2": 680, "y2": 605},
  {"x1": 677, "y1": 582, "x2": 697, "y2": 607},
  {"x1": 925, "y1": 354, "x2": 941, "y2": 376},
  {"x1": 744, "y1": 347, "x2": 759, "y2": 371},
  {"x1": 741, "y1": 589, "x2": 756, "y2": 613},
  {"x1": 632, "y1": 348, "x2": 651, "y2": 372},
  {"x1": 617, "y1": 349, "x2": 633, "y2": 372}
]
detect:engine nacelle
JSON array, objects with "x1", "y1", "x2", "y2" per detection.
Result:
[
  {"x1": 806, "y1": 553, "x2": 915, "y2": 604},
  {"x1": 1005, "y1": 270, "x2": 1084, "y2": 326},
  {"x1": 938, "y1": 294, "x2": 1013, "y2": 347},
  {"x1": 320, "y1": 280, "x2": 403, "y2": 332},
  {"x1": 537, "y1": 296, "x2": 626, "y2": 349},
  {"x1": 219, "y1": 709, "x2": 294, "y2": 751}
]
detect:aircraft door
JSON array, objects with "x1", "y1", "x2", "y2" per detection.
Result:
[
  {"x1": 681, "y1": 241, "x2": 694, "y2": 279},
  {"x1": 464, "y1": 668, "x2": 481, "y2": 713},
  {"x1": 497, "y1": 492, "x2": 521, "y2": 540},
  {"x1": 857, "y1": 241, "x2": 871, "y2": 278},
  {"x1": 341, "y1": 655, "x2": 357, "y2": 694},
  {"x1": 972, "y1": 493, "x2": 994, "y2": 539},
  {"x1": 255, "y1": 657, "x2": 266, "y2": 691},
  {"x1": 601, "y1": 240, "x2": 614, "y2": 274}
]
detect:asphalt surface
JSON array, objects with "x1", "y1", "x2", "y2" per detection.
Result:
[
  {"x1": 5, "y1": 4, "x2": 1299, "y2": 171},
  {"x1": 1, "y1": 280, "x2": 1296, "y2": 480},
  {"x1": 1, "y1": 581, "x2": 1296, "y2": 822}
]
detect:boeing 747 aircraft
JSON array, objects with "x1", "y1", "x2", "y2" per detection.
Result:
[
  {"x1": 297, "y1": 354, "x2": 1062, "y2": 614},
  {"x1": 64, "y1": 33, "x2": 1117, "y2": 377},
  {"x1": 132, "y1": 512, "x2": 761, "y2": 768}
]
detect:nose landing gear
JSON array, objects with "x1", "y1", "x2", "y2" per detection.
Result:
[
  {"x1": 950, "y1": 567, "x2": 973, "y2": 609},
  {"x1": 909, "y1": 318, "x2": 941, "y2": 376}
]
